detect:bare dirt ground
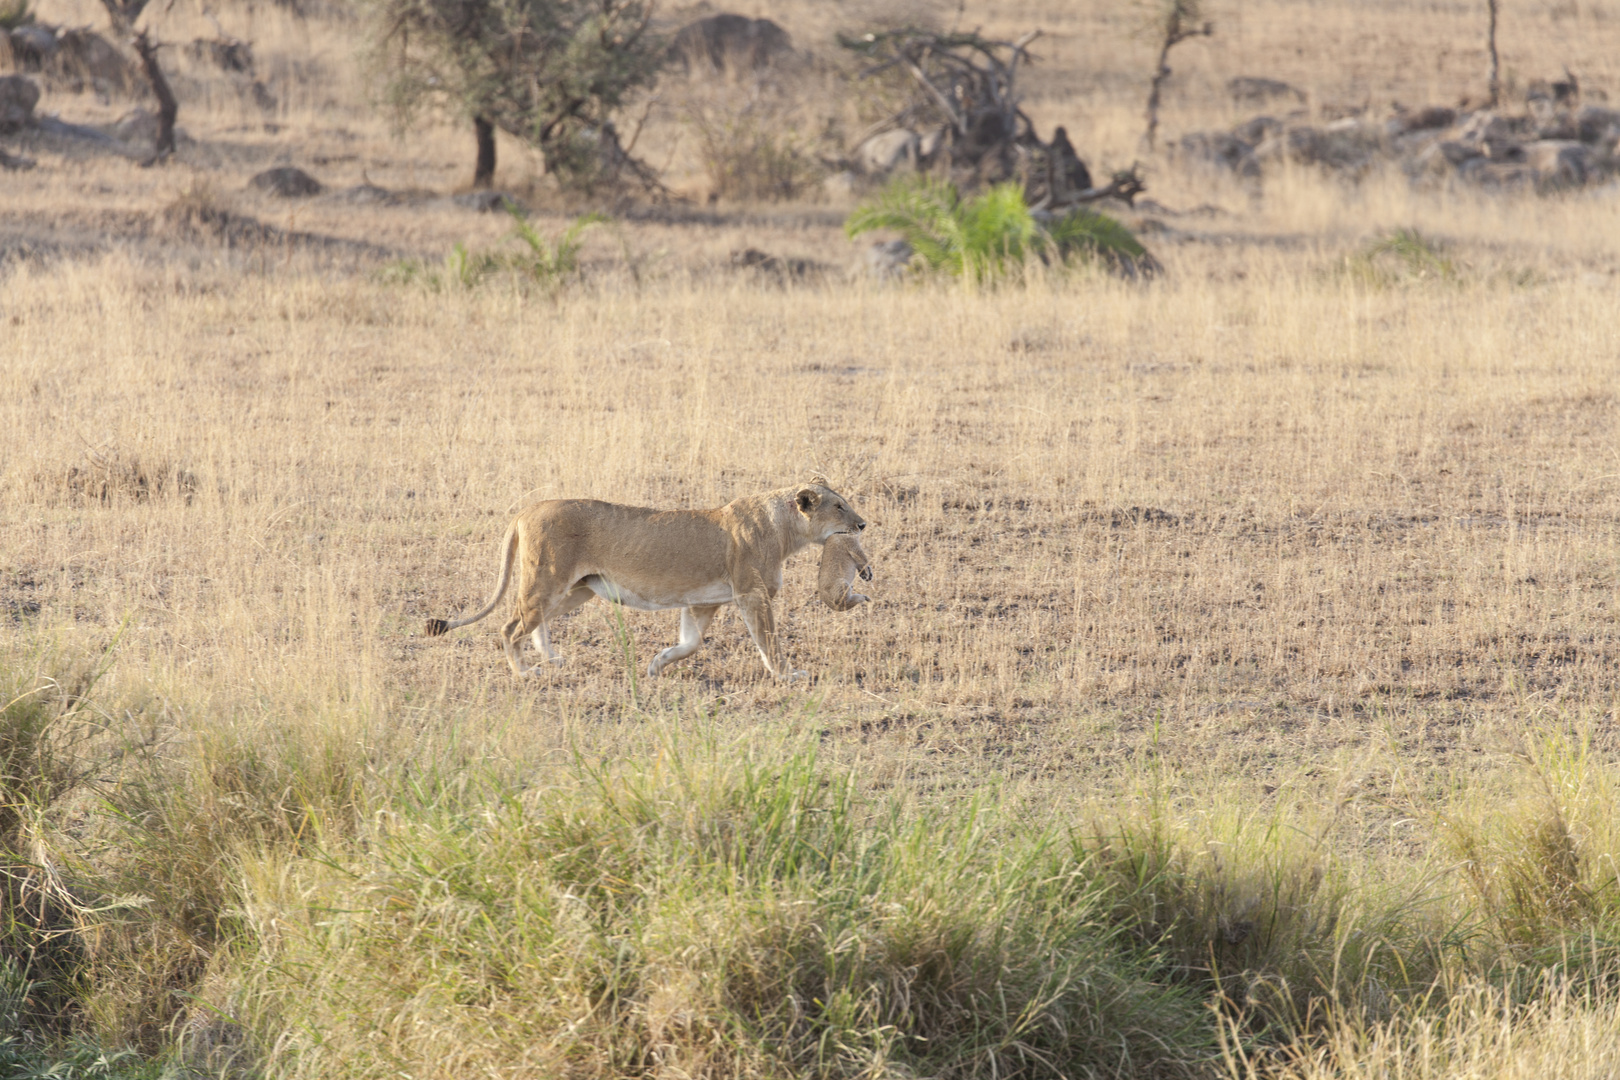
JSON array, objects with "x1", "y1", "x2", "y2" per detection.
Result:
[{"x1": 4, "y1": 0, "x2": 1620, "y2": 844}]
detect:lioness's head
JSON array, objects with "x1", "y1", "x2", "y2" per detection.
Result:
[{"x1": 794, "y1": 484, "x2": 867, "y2": 542}]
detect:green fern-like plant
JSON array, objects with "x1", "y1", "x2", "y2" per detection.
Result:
[
  {"x1": 1046, "y1": 207, "x2": 1155, "y2": 275},
  {"x1": 0, "y1": 0, "x2": 32, "y2": 31},
  {"x1": 504, "y1": 205, "x2": 607, "y2": 286},
  {"x1": 846, "y1": 177, "x2": 1154, "y2": 282}
]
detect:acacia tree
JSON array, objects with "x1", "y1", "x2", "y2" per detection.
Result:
[{"x1": 367, "y1": 0, "x2": 665, "y2": 190}]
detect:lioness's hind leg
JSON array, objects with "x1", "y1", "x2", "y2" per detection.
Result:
[
  {"x1": 501, "y1": 610, "x2": 542, "y2": 676},
  {"x1": 530, "y1": 585, "x2": 595, "y2": 665},
  {"x1": 648, "y1": 604, "x2": 719, "y2": 677}
]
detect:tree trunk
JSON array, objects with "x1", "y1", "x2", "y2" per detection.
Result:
[
  {"x1": 1142, "y1": 36, "x2": 1175, "y2": 152},
  {"x1": 1486, "y1": 0, "x2": 1501, "y2": 107},
  {"x1": 132, "y1": 30, "x2": 177, "y2": 160},
  {"x1": 473, "y1": 115, "x2": 496, "y2": 188}
]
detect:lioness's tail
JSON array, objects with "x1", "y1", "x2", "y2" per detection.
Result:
[{"x1": 424, "y1": 521, "x2": 520, "y2": 637}]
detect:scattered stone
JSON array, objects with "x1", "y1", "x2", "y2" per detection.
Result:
[
  {"x1": 0, "y1": 74, "x2": 40, "y2": 132},
  {"x1": 1522, "y1": 140, "x2": 1593, "y2": 189},
  {"x1": 1576, "y1": 105, "x2": 1620, "y2": 145},
  {"x1": 821, "y1": 170, "x2": 857, "y2": 200},
  {"x1": 329, "y1": 183, "x2": 398, "y2": 205},
  {"x1": 35, "y1": 114, "x2": 125, "y2": 149},
  {"x1": 669, "y1": 14, "x2": 794, "y2": 76},
  {"x1": 1231, "y1": 115, "x2": 1284, "y2": 146},
  {"x1": 7, "y1": 25, "x2": 58, "y2": 65},
  {"x1": 107, "y1": 107, "x2": 191, "y2": 148},
  {"x1": 248, "y1": 166, "x2": 323, "y2": 198},
  {"x1": 1228, "y1": 76, "x2": 1304, "y2": 106},
  {"x1": 451, "y1": 190, "x2": 522, "y2": 213},
  {"x1": 859, "y1": 239, "x2": 913, "y2": 281},
  {"x1": 730, "y1": 247, "x2": 825, "y2": 283},
  {"x1": 1176, "y1": 130, "x2": 1259, "y2": 178},
  {"x1": 1178, "y1": 78, "x2": 1620, "y2": 195},
  {"x1": 1388, "y1": 106, "x2": 1456, "y2": 138},
  {"x1": 855, "y1": 129, "x2": 918, "y2": 176},
  {"x1": 12, "y1": 26, "x2": 141, "y2": 96}
]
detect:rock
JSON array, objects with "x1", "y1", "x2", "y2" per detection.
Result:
[
  {"x1": 1261, "y1": 119, "x2": 1384, "y2": 172},
  {"x1": 1439, "y1": 140, "x2": 1484, "y2": 166},
  {"x1": 917, "y1": 125, "x2": 947, "y2": 163},
  {"x1": 859, "y1": 239, "x2": 913, "y2": 281},
  {"x1": 1457, "y1": 156, "x2": 1535, "y2": 190},
  {"x1": 51, "y1": 27, "x2": 140, "y2": 95},
  {"x1": 248, "y1": 166, "x2": 323, "y2": 197},
  {"x1": 1231, "y1": 115, "x2": 1283, "y2": 146},
  {"x1": 0, "y1": 74, "x2": 40, "y2": 132},
  {"x1": 1575, "y1": 105, "x2": 1620, "y2": 145},
  {"x1": 329, "y1": 183, "x2": 397, "y2": 205},
  {"x1": 856, "y1": 129, "x2": 918, "y2": 176},
  {"x1": 1228, "y1": 76, "x2": 1304, "y2": 106},
  {"x1": 0, "y1": 147, "x2": 37, "y2": 170},
  {"x1": 1388, "y1": 106, "x2": 1456, "y2": 138},
  {"x1": 1177, "y1": 131, "x2": 1259, "y2": 178},
  {"x1": 821, "y1": 170, "x2": 857, "y2": 200},
  {"x1": 669, "y1": 14, "x2": 794, "y2": 76},
  {"x1": 730, "y1": 247, "x2": 825, "y2": 282},
  {"x1": 1522, "y1": 140, "x2": 1593, "y2": 188},
  {"x1": 451, "y1": 190, "x2": 521, "y2": 213},
  {"x1": 107, "y1": 107, "x2": 190, "y2": 148},
  {"x1": 8, "y1": 25, "x2": 58, "y2": 65}
]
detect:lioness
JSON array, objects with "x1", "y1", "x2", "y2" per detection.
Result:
[
  {"x1": 424, "y1": 483, "x2": 867, "y2": 679},
  {"x1": 817, "y1": 533, "x2": 874, "y2": 611}
]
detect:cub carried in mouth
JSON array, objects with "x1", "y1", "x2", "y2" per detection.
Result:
[
  {"x1": 817, "y1": 532, "x2": 874, "y2": 611},
  {"x1": 424, "y1": 483, "x2": 867, "y2": 680}
]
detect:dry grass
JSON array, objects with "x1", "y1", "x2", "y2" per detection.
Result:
[{"x1": 4, "y1": 0, "x2": 1620, "y2": 1074}]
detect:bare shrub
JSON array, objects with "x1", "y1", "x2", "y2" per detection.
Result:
[{"x1": 682, "y1": 81, "x2": 827, "y2": 202}]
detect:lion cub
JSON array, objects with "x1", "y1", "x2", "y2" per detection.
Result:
[{"x1": 818, "y1": 533, "x2": 874, "y2": 611}]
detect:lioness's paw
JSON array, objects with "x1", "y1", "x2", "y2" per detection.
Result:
[{"x1": 849, "y1": 592, "x2": 870, "y2": 605}]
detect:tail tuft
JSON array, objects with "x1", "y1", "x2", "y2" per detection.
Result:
[{"x1": 424, "y1": 618, "x2": 450, "y2": 637}]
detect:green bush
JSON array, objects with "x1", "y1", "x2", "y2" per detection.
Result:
[{"x1": 845, "y1": 177, "x2": 1157, "y2": 282}]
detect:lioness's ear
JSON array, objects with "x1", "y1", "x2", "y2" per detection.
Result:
[{"x1": 795, "y1": 488, "x2": 820, "y2": 513}]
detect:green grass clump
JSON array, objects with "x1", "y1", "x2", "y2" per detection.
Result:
[
  {"x1": 240, "y1": 737, "x2": 1217, "y2": 1079},
  {"x1": 381, "y1": 208, "x2": 607, "y2": 292},
  {"x1": 846, "y1": 177, "x2": 1156, "y2": 283},
  {"x1": 1342, "y1": 228, "x2": 1456, "y2": 286}
]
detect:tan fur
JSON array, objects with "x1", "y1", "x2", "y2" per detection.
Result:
[
  {"x1": 817, "y1": 533, "x2": 873, "y2": 611},
  {"x1": 425, "y1": 484, "x2": 867, "y2": 679}
]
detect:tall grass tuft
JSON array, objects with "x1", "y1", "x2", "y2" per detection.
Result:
[{"x1": 240, "y1": 732, "x2": 1218, "y2": 1079}]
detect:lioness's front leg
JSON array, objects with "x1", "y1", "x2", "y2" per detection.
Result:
[
  {"x1": 647, "y1": 604, "x2": 720, "y2": 677},
  {"x1": 736, "y1": 591, "x2": 806, "y2": 681}
]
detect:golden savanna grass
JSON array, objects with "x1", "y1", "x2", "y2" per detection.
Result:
[{"x1": 3, "y1": 0, "x2": 1620, "y2": 1075}]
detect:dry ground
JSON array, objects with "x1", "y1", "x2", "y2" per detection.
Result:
[{"x1": 4, "y1": 0, "x2": 1620, "y2": 813}]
